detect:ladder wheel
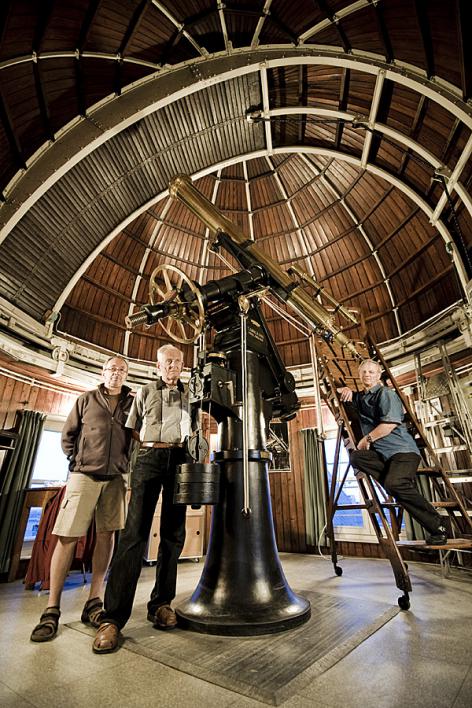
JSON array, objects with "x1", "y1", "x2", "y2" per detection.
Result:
[
  {"x1": 398, "y1": 593, "x2": 410, "y2": 611},
  {"x1": 334, "y1": 566, "x2": 343, "y2": 576}
]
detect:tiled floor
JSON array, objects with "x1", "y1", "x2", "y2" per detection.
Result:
[{"x1": 0, "y1": 554, "x2": 471, "y2": 707}]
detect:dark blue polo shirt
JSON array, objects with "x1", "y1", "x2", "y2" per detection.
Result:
[{"x1": 353, "y1": 383, "x2": 420, "y2": 460}]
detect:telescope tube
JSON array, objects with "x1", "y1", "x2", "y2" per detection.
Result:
[{"x1": 169, "y1": 175, "x2": 360, "y2": 358}]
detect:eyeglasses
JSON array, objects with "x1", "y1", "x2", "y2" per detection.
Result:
[{"x1": 104, "y1": 367, "x2": 127, "y2": 373}]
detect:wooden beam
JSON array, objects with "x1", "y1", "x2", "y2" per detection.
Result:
[
  {"x1": 414, "y1": 0, "x2": 435, "y2": 79},
  {"x1": 335, "y1": 68, "x2": 350, "y2": 150},
  {"x1": 456, "y1": 0, "x2": 472, "y2": 101}
]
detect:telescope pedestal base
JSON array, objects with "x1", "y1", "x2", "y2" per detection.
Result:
[{"x1": 176, "y1": 597, "x2": 311, "y2": 636}]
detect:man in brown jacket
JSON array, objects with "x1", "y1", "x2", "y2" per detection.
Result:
[
  {"x1": 30, "y1": 356, "x2": 134, "y2": 642},
  {"x1": 93, "y1": 344, "x2": 190, "y2": 653}
]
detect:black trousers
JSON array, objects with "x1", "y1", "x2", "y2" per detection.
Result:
[
  {"x1": 102, "y1": 447, "x2": 187, "y2": 629},
  {"x1": 350, "y1": 450, "x2": 442, "y2": 534}
]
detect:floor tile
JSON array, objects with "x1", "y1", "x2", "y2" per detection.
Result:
[{"x1": 0, "y1": 555, "x2": 470, "y2": 708}]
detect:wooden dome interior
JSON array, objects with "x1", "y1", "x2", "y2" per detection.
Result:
[{"x1": 0, "y1": 0, "x2": 470, "y2": 372}]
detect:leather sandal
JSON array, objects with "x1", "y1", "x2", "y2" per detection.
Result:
[
  {"x1": 81, "y1": 597, "x2": 104, "y2": 627},
  {"x1": 30, "y1": 606, "x2": 61, "y2": 642},
  {"x1": 92, "y1": 622, "x2": 121, "y2": 654}
]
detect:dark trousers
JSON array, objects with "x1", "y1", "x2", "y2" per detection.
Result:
[
  {"x1": 102, "y1": 447, "x2": 187, "y2": 629},
  {"x1": 350, "y1": 450, "x2": 442, "y2": 534}
]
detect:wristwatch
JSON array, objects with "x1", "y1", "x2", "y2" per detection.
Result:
[{"x1": 366, "y1": 434, "x2": 373, "y2": 444}]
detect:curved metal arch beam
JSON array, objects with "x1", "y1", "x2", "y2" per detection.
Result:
[
  {"x1": 0, "y1": 50, "x2": 162, "y2": 72},
  {"x1": 298, "y1": 0, "x2": 376, "y2": 44},
  {"x1": 296, "y1": 152, "x2": 401, "y2": 336},
  {"x1": 0, "y1": 0, "x2": 381, "y2": 76},
  {"x1": 264, "y1": 106, "x2": 444, "y2": 172},
  {"x1": 242, "y1": 160, "x2": 254, "y2": 240},
  {"x1": 265, "y1": 154, "x2": 316, "y2": 277},
  {"x1": 1, "y1": 46, "x2": 471, "y2": 243},
  {"x1": 51, "y1": 145, "x2": 468, "y2": 317},
  {"x1": 260, "y1": 104, "x2": 472, "y2": 227},
  {"x1": 0, "y1": 2, "x2": 209, "y2": 73},
  {"x1": 196, "y1": 169, "x2": 223, "y2": 286},
  {"x1": 122, "y1": 197, "x2": 174, "y2": 357}
]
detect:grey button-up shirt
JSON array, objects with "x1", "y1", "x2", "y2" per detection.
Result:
[
  {"x1": 126, "y1": 378, "x2": 190, "y2": 443},
  {"x1": 353, "y1": 383, "x2": 420, "y2": 460}
]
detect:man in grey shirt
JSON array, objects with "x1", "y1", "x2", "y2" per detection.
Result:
[
  {"x1": 93, "y1": 344, "x2": 190, "y2": 653},
  {"x1": 338, "y1": 359, "x2": 447, "y2": 544}
]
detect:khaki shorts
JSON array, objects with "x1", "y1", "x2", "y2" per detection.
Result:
[{"x1": 53, "y1": 473, "x2": 128, "y2": 537}]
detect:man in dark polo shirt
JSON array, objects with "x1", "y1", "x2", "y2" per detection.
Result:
[
  {"x1": 338, "y1": 359, "x2": 447, "y2": 545},
  {"x1": 93, "y1": 343, "x2": 190, "y2": 653}
]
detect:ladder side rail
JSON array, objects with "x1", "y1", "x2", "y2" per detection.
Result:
[
  {"x1": 324, "y1": 425, "x2": 343, "y2": 571},
  {"x1": 431, "y1": 475, "x2": 472, "y2": 532},
  {"x1": 439, "y1": 342, "x2": 472, "y2": 453},
  {"x1": 366, "y1": 336, "x2": 472, "y2": 534},
  {"x1": 325, "y1": 424, "x2": 343, "y2": 522},
  {"x1": 321, "y1": 360, "x2": 412, "y2": 596},
  {"x1": 355, "y1": 473, "x2": 412, "y2": 593}
]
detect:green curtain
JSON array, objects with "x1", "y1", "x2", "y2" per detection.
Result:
[
  {"x1": 0, "y1": 410, "x2": 46, "y2": 574},
  {"x1": 301, "y1": 428, "x2": 327, "y2": 547}
]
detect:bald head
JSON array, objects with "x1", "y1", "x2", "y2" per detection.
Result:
[
  {"x1": 156, "y1": 345, "x2": 183, "y2": 386},
  {"x1": 358, "y1": 359, "x2": 382, "y2": 391}
]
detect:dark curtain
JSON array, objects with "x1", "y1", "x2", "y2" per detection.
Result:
[
  {"x1": 0, "y1": 410, "x2": 45, "y2": 574},
  {"x1": 301, "y1": 428, "x2": 327, "y2": 546}
]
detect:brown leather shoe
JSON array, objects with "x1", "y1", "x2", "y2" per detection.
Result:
[
  {"x1": 92, "y1": 622, "x2": 121, "y2": 654},
  {"x1": 153, "y1": 604, "x2": 178, "y2": 630}
]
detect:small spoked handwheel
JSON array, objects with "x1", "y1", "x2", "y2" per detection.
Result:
[{"x1": 149, "y1": 264, "x2": 205, "y2": 344}]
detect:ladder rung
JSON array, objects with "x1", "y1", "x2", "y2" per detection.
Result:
[
  {"x1": 431, "y1": 501, "x2": 460, "y2": 508},
  {"x1": 417, "y1": 469, "x2": 472, "y2": 486}
]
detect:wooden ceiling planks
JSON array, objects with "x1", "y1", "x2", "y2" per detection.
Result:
[
  {"x1": 0, "y1": 0, "x2": 469, "y2": 369},
  {"x1": 60, "y1": 142, "x2": 465, "y2": 363}
]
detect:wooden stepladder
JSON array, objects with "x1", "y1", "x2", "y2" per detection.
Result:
[
  {"x1": 318, "y1": 334, "x2": 472, "y2": 610},
  {"x1": 320, "y1": 357, "x2": 412, "y2": 609},
  {"x1": 367, "y1": 337, "x2": 472, "y2": 558}
]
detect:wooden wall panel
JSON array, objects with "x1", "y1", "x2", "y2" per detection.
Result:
[
  {"x1": 0, "y1": 373, "x2": 78, "y2": 430},
  {"x1": 1, "y1": 372, "x2": 446, "y2": 565}
]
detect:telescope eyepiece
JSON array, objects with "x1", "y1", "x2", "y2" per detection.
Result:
[{"x1": 125, "y1": 303, "x2": 170, "y2": 329}]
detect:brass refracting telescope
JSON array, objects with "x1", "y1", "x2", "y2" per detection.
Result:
[{"x1": 125, "y1": 175, "x2": 361, "y2": 636}]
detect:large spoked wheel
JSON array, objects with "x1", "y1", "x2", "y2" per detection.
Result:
[{"x1": 149, "y1": 264, "x2": 205, "y2": 344}]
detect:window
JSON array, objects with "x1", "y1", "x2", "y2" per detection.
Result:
[
  {"x1": 30, "y1": 426, "x2": 69, "y2": 488},
  {"x1": 323, "y1": 437, "x2": 363, "y2": 528},
  {"x1": 323, "y1": 434, "x2": 377, "y2": 541},
  {"x1": 20, "y1": 421, "x2": 69, "y2": 558}
]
